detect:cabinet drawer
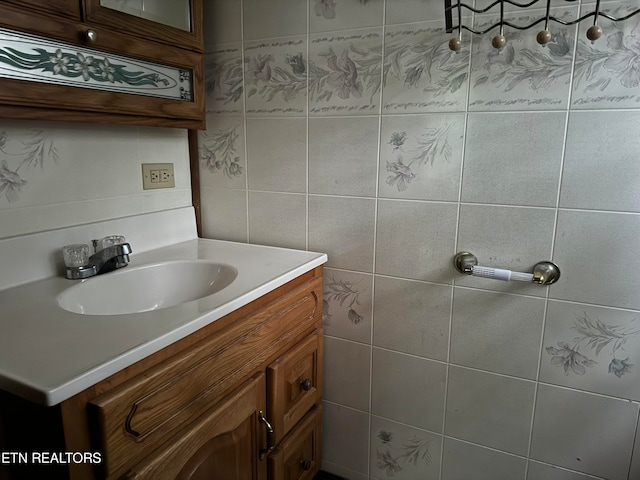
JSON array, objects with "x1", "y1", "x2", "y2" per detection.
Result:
[
  {"x1": 89, "y1": 277, "x2": 321, "y2": 478},
  {"x1": 268, "y1": 405, "x2": 322, "y2": 480},
  {"x1": 267, "y1": 329, "x2": 323, "y2": 444},
  {"x1": 124, "y1": 373, "x2": 267, "y2": 480}
]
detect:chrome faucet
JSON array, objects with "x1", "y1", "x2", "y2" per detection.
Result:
[{"x1": 63, "y1": 237, "x2": 132, "y2": 279}]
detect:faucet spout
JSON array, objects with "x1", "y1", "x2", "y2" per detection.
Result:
[{"x1": 88, "y1": 243, "x2": 133, "y2": 275}]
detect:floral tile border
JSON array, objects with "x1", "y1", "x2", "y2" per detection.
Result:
[
  {"x1": 204, "y1": 43, "x2": 244, "y2": 115},
  {"x1": 383, "y1": 22, "x2": 470, "y2": 114},
  {"x1": 309, "y1": 29, "x2": 383, "y2": 116},
  {"x1": 468, "y1": 7, "x2": 577, "y2": 111},
  {"x1": 244, "y1": 37, "x2": 307, "y2": 116},
  {"x1": 571, "y1": 2, "x2": 640, "y2": 109}
]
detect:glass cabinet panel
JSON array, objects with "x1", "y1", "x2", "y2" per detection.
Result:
[{"x1": 100, "y1": 0, "x2": 191, "y2": 32}]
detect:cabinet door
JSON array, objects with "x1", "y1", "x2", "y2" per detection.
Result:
[
  {"x1": 267, "y1": 329, "x2": 323, "y2": 445},
  {"x1": 124, "y1": 373, "x2": 268, "y2": 480},
  {"x1": 268, "y1": 405, "x2": 322, "y2": 480},
  {"x1": 83, "y1": 0, "x2": 203, "y2": 52},
  {"x1": 0, "y1": 0, "x2": 80, "y2": 20}
]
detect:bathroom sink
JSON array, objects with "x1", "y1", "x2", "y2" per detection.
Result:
[{"x1": 57, "y1": 260, "x2": 237, "y2": 315}]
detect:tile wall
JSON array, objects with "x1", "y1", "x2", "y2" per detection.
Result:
[
  {"x1": 200, "y1": 1, "x2": 640, "y2": 479},
  {"x1": 0, "y1": 121, "x2": 191, "y2": 239}
]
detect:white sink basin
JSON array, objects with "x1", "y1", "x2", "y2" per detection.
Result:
[{"x1": 57, "y1": 260, "x2": 237, "y2": 315}]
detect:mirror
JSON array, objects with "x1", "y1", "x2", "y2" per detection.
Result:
[{"x1": 100, "y1": 0, "x2": 192, "y2": 32}]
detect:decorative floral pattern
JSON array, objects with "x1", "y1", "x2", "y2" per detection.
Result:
[
  {"x1": 384, "y1": 123, "x2": 455, "y2": 192},
  {"x1": 309, "y1": 32, "x2": 382, "y2": 114},
  {"x1": 205, "y1": 47, "x2": 243, "y2": 114},
  {"x1": 324, "y1": 272, "x2": 365, "y2": 326},
  {"x1": 375, "y1": 428, "x2": 433, "y2": 478},
  {"x1": 383, "y1": 24, "x2": 469, "y2": 112},
  {"x1": 244, "y1": 39, "x2": 307, "y2": 115},
  {"x1": 0, "y1": 130, "x2": 58, "y2": 204},
  {"x1": 0, "y1": 26, "x2": 194, "y2": 101},
  {"x1": 572, "y1": 8, "x2": 640, "y2": 108},
  {"x1": 199, "y1": 126, "x2": 243, "y2": 179},
  {"x1": 546, "y1": 312, "x2": 639, "y2": 378},
  {"x1": 468, "y1": 10, "x2": 576, "y2": 110}
]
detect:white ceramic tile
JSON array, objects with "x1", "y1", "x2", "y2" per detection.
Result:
[
  {"x1": 371, "y1": 347, "x2": 447, "y2": 432},
  {"x1": 527, "y1": 461, "x2": 605, "y2": 480},
  {"x1": 309, "y1": 29, "x2": 383, "y2": 116},
  {"x1": 531, "y1": 384, "x2": 639, "y2": 480},
  {"x1": 203, "y1": 0, "x2": 241, "y2": 45},
  {"x1": 560, "y1": 111, "x2": 640, "y2": 212},
  {"x1": 373, "y1": 276, "x2": 451, "y2": 361},
  {"x1": 310, "y1": 0, "x2": 384, "y2": 33},
  {"x1": 323, "y1": 337, "x2": 371, "y2": 412},
  {"x1": 321, "y1": 461, "x2": 369, "y2": 480},
  {"x1": 451, "y1": 288, "x2": 545, "y2": 379},
  {"x1": 244, "y1": 37, "x2": 307, "y2": 116},
  {"x1": 204, "y1": 44, "x2": 244, "y2": 116},
  {"x1": 242, "y1": 0, "x2": 307, "y2": 41},
  {"x1": 309, "y1": 195, "x2": 376, "y2": 272},
  {"x1": 248, "y1": 192, "x2": 305, "y2": 249},
  {"x1": 383, "y1": 22, "x2": 470, "y2": 114},
  {"x1": 441, "y1": 437, "x2": 527, "y2": 480},
  {"x1": 551, "y1": 210, "x2": 640, "y2": 310},
  {"x1": 379, "y1": 114, "x2": 464, "y2": 202},
  {"x1": 245, "y1": 118, "x2": 306, "y2": 193},
  {"x1": 540, "y1": 301, "x2": 640, "y2": 401},
  {"x1": 461, "y1": 112, "x2": 565, "y2": 207},
  {"x1": 572, "y1": 2, "x2": 640, "y2": 109},
  {"x1": 468, "y1": 7, "x2": 577, "y2": 111},
  {"x1": 370, "y1": 416, "x2": 442, "y2": 480},
  {"x1": 455, "y1": 204, "x2": 557, "y2": 296},
  {"x1": 198, "y1": 116, "x2": 245, "y2": 189},
  {"x1": 385, "y1": 0, "x2": 445, "y2": 25},
  {"x1": 630, "y1": 415, "x2": 640, "y2": 480},
  {"x1": 376, "y1": 200, "x2": 458, "y2": 283},
  {"x1": 445, "y1": 366, "x2": 536, "y2": 455},
  {"x1": 322, "y1": 401, "x2": 370, "y2": 476},
  {"x1": 309, "y1": 116, "x2": 379, "y2": 197},
  {"x1": 323, "y1": 268, "x2": 373, "y2": 344},
  {"x1": 200, "y1": 187, "x2": 247, "y2": 242}
]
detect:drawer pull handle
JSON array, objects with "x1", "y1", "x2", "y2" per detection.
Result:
[
  {"x1": 258, "y1": 410, "x2": 275, "y2": 460},
  {"x1": 300, "y1": 459, "x2": 312, "y2": 471},
  {"x1": 300, "y1": 379, "x2": 313, "y2": 391}
]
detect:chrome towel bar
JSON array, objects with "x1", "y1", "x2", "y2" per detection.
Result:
[{"x1": 454, "y1": 252, "x2": 560, "y2": 286}]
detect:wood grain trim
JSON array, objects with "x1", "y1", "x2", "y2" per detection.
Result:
[{"x1": 188, "y1": 129, "x2": 202, "y2": 237}]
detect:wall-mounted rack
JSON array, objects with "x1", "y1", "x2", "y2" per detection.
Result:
[{"x1": 445, "y1": 0, "x2": 640, "y2": 51}]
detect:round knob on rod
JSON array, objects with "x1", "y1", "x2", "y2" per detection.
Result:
[
  {"x1": 449, "y1": 37, "x2": 462, "y2": 52},
  {"x1": 85, "y1": 29, "x2": 98, "y2": 43},
  {"x1": 586, "y1": 24, "x2": 603, "y2": 43},
  {"x1": 536, "y1": 30, "x2": 552, "y2": 45},
  {"x1": 300, "y1": 379, "x2": 313, "y2": 391}
]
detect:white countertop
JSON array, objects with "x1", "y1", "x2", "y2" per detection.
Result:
[{"x1": 0, "y1": 238, "x2": 326, "y2": 406}]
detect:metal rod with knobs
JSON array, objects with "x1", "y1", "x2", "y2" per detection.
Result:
[{"x1": 453, "y1": 252, "x2": 560, "y2": 285}]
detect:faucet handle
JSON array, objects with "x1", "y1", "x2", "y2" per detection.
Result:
[{"x1": 95, "y1": 235, "x2": 126, "y2": 252}]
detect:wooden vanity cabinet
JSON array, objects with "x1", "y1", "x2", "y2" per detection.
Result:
[
  {"x1": 0, "y1": 0, "x2": 205, "y2": 129},
  {"x1": 54, "y1": 266, "x2": 324, "y2": 480}
]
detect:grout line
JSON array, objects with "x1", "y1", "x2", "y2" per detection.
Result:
[
  {"x1": 306, "y1": 0, "x2": 310, "y2": 252},
  {"x1": 239, "y1": 0, "x2": 250, "y2": 244}
]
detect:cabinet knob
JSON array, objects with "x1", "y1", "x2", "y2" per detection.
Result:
[
  {"x1": 300, "y1": 459, "x2": 312, "y2": 471},
  {"x1": 85, "y1": 29, "x2": 98, "y2": 43},
  {"x1": 300, "y1": 379, "x2": 313, "y2": 391}
]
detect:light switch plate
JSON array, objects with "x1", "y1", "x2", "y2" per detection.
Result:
[{"x1": 142, "y1": 163, "x2": 175, "y2": 190}]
